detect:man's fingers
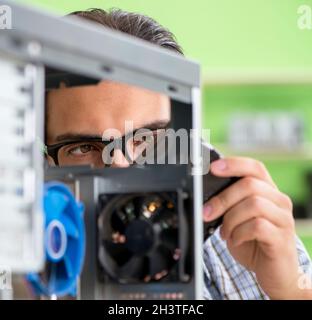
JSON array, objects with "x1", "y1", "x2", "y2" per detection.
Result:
[
  {"x1": 229, "y1": 217, "x2": 279, "y2": 248},
  {"x1": 204, "y1": 177, "x2": 293, "y2": 222},
  {"x1": 210, "y1": 157, "x2": 276, "y2": 188},
  {"x1": 220, "y1": 196, "x2": 294, "y2": 241}
]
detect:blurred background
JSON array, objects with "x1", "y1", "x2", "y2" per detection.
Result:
[{"x1": 18, "y1": 0, "x2": 312, "y2": 255}]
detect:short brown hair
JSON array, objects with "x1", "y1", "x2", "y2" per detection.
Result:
[{"x1": 69, "y1": 8, "x2": 183, "y2": 55}]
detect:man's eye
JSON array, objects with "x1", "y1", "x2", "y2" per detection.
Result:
[
  {"x1": 133, "y1": 139, "x2": 147, "y2": 147},
  {"x1": 132, "y1": 132, "x2": 157, "y2": 147},
  {"x1": 68, "y1": 144, "x2": 99, "y2": 155}
]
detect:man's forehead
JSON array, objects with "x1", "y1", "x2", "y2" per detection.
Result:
[
  {"x1": 53, "y1": 120, "x2": 170, "y2": 142},
  {"x1": 46, "y1": 80, "x2": 170, "y2": 124},
  {"x1": 46, "y1": 80, "x2": 171, "y2": 143},
  {"x1": 47, "y1": 80, "x2": 169, "y2": 102}
]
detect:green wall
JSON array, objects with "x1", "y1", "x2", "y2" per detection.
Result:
[
  {"x1": 19, "y1": 0, "x2": 312, "y2": 204},
  {"x1": 301, "y1": 236, "x2": 312, "y2": 258},
  {"x1": 17, "y1": 1, "x2": 312, "y2": 252},
  {"x1": 203, "y1": 84, "x2": 312, "y2": 203},
  {"x1": 18, "y1": 0, "x2": 312, "y2": 73}
]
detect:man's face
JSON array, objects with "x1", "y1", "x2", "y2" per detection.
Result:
[{"x1": 46, "y1": 80, "x2": 170, "y2": 168}]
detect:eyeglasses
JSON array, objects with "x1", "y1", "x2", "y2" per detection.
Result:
[{"x1": 45, "y1": 129, "x2": 163, "y2": 167}]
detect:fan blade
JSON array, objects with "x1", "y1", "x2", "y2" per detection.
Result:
[
  {"x1": 160, "y1": 229, "x2": 178, "y2": 252},
  {"x1": 63, "y1": 254, "x2": 74, "y2": 278},
  {"x1": 60, "y1": 215, "x2": 79, "y2": 239},
  {"x1": 117, "y1": 256, "x2": 146, "y2": 279},
  {"x1": 44, "y1": 190, "x2": 69, "y2": 220},
  {"x1": 132, "y1": 196, "x2": 145, "y2": 218},
  {"x1": 148, "y1": 246, "x2": 170, "y2": 277},
  {"x1": 47, "y1": 263, "x2": 57, "y2": 293},
  {"x1": 104, "y1": 241, "x2": 132, "y2": 266},
  {"x1": 111, "y1": 208, "x2": 128, "y2": 233},
  {"x1": 151, "y1": 206, "x2": 171, "y2": 223}
]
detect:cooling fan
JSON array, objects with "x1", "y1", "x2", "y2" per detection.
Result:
[
  {"x1": 98, "y1": 193, "x2": 188, "y2": 284},
  {"x1": 27, "y1": 182, "x2": 85, "y2": 297}
]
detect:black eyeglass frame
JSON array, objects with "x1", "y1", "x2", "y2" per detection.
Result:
[{"x1": 45, "y1": 128, "x2": 159, "y2": 166}]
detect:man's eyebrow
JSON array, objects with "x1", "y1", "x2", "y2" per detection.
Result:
[
  {"x1": 138, "y1": 120, "x2": 170, "y2": 131},
  {"x1": 54, "y1": 121, "x2": 170, "y2": 143},
  {"x1": 55, "y1": 133, "x2": 102, "y2": 142}
]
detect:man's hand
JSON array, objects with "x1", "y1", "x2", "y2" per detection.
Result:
[{"x1": 203, "y1": 157, "x2": 311, "y2": 299}]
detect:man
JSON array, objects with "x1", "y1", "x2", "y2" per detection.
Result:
[{"x1": 45, "y1": 8, "x2": 312, "y2": 299}]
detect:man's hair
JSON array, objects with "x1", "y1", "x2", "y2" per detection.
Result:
[
  {"x1": 46, "y1": 9, "x2": 181, "y2": 143},
  {"x1": 69, "y1": 8, "x2": 183, "y2": 55}
]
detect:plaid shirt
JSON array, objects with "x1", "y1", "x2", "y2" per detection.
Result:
[{"x1": 203, "y1": 228, "x2": 312, "y2": 300}]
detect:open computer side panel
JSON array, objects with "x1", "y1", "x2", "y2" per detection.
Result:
[{"x1": 0, "y1": 1, "x2": 202, "y2": 299}]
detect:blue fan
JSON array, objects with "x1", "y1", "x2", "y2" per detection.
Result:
[{"x1": 27, "y1": 182, "x2": 85, "y2": 297}]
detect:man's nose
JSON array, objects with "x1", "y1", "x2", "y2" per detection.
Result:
[{"x1": 110, "y1": 149, "x2": 130, "y2": 168}]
